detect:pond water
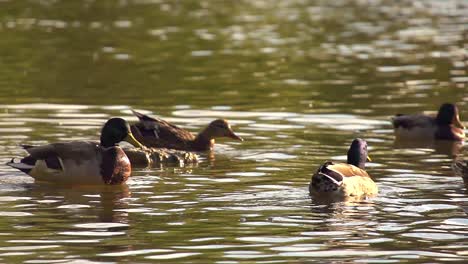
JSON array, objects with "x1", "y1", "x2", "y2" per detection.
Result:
[{"x1": 0, "y1": 0, "x2": 467, "y2": 263}]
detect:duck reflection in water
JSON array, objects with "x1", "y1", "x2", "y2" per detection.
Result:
[
  {"x1": 393, "y1": 138, "x2": 464, "y2": 157},
  {"x1": 28, "y1": 183, "x2": 132, "y2": 224},
  {"x1": 308, "y1": 199, "x2": 377, "y2": 238}
]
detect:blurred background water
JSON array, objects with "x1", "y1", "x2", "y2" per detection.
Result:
[{"x1": 0, "y1": 0, "x2": 467, "y2": 263}]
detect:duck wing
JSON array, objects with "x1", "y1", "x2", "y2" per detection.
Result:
[
  {"x1": 8, "y1": 141, "x2": 100, "y2": 179},
  {"x1": 24, "y1": 142, "x2": 100, "y2": 170},
  {"x1": 131, "y1": 110, "x2": 195, "y2": 149},
  {"x1": 24, "y1": 141, "x2": 98, "y2": 161},
  {"x1": 326, "y1": 163, "x2": 370, "y2": 178}
]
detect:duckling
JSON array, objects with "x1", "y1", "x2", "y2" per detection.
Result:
[
  {"x1": 7, "y1": 118, "x2": 144, "y2": 185},
  {"x1": 123, "y1": 147, "x2": 199, "y2": 167},
  {"x1": 309, "y1": 138, "x2": 378, "y2": 197},
  {"x1": 130, "y1": 110, "x2": 243, "y2": 151},
  {"x1": 392, "y1": 103, "x2": 465, "y2": 141}
]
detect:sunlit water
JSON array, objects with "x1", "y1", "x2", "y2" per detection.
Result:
[{"x1": 0, "y1": 0, "x2": 467, "y2": 263}]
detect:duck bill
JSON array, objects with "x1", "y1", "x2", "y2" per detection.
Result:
[
  {"x1": 367, "y1": 156, "x2": 372, "y2": 162},
  {"x1": 228, "y1": 130, "x2": 243, "y2": 141},
  {"x1": 124, "y1": 133, "x2": 145, "y2": 148},
  {"x1": 453, "y1": 115, "x2": 465, "y2": 129}
]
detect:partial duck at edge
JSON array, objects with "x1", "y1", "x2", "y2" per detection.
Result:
[{"x1": 392, "y1": 103, "x2": 465, "y2": 141}]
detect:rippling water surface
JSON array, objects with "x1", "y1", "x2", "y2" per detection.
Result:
[{"x1": 0, "y1": 0, "x2": 467, "y2": 263}]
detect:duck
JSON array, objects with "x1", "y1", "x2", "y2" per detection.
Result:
[
  {"x1": 392, "y1": 103, "x2": 465, "y2": 141},
  {"x1": 123, "y1": 146, "x2": 199, "y2": 167},
  {"x1": 309, "y1": 138, "x2": 378, "y2": 198},
  {"x1": 7, "y1": 118, "x2": 144, "y2": 185},
  {"x1": 130, "y1": 109, "x2": 243, "y2": 151}
]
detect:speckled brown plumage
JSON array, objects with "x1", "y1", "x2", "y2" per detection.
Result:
[{"x1": 123, "y1": 147, "x2": 199, "y2": 167}]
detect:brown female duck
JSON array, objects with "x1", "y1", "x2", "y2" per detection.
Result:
[
  {"x1": 392, "y1": 103, "x2": 465, "y2": 141},
  {"x1": 309, "y1": 138, "x2": 378, "y2": 198},
  {"x1": 130, "y1": 110, "x2": 243, "y2": 151}
]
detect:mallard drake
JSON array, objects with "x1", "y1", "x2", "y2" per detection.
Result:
[
  {"x1": 7, "y1": 118, "x2": 144, "y2": 185},
  {"x1": 309, "y1": 138, "x2": 378, "y2": 197},
  {"x1": 392, "y1": 103, "x2": 465, "y2": 141},
  {"x1": 130, "y1": 110, "x2": 243, "y2": 151}
]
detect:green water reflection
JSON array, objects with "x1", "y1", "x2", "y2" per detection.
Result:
[{"x1": 0, "y1": 0, "x2": 467, "y2": 263}]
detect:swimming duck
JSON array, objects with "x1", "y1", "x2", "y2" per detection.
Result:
[
  {"x1": 130, "y1": 110, "x2": 243, "y2": 151},
  {"x1": 309, "y1": 138, "x2": 378, "y2": 197},
  {"x1": 392, "y1": 103, "x2": 465, "y2": 141},
  {"x1": 7, "y1": 118, "x2": 144, "y2": 185}
]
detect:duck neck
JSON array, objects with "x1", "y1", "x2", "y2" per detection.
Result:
[
  {"x1": 193, "y1": 129, "x2": 215, "y2": 151},
  {"x1": 100, "y1": 136, "x2": 118, "y2": 148},
  {"x1": 435, "y1": 116, "x2": 451, "y2": 126},
  {"x1": 347, "y1": 154, "x2": 365, "y2": 169},
  {"x1": 435, "y1": 106, "x2": 455, "y2": 126}
]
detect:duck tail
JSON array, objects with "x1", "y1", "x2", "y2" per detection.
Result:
[
  {"x1": 131, "y1": 109, "x2": 155, "y2": 122},
  {"x1": 21, "y1": 144, "x2": 35, "y2": 150},
  {"x1": 131, "y1": 109, "x2": 144, "y2": 119},
  {"x1": 6, "y1": 158, "x2": 35, "y2": 174}
]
